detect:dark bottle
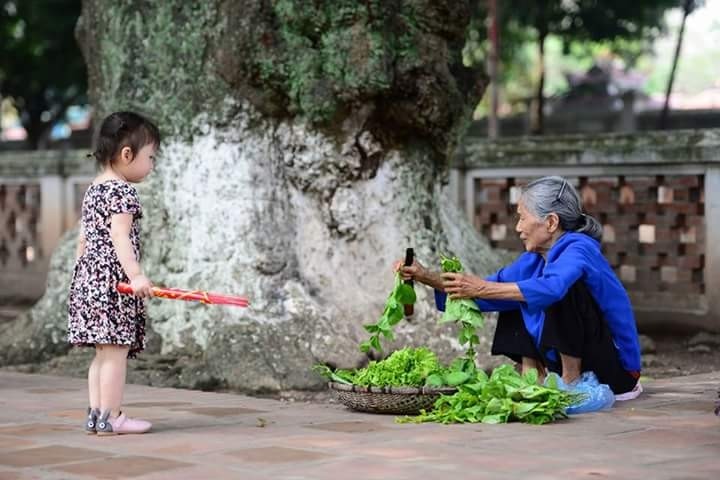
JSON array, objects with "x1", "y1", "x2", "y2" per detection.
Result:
[{"x1": 403, "y1": 247, "x2": 415, "y2": 317}]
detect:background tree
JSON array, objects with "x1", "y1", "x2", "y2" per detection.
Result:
[
  {"x1": 658, "y1": 0, "x2": 701, "y2": 129},
  {"x1": 0, "y1": 0, "x2": 86, "y2": 149},
  {"x1": 0, "y1": 1, "x2": 508, "y2": 392},
  {"x1": 465, "y1": 0, "x2": 685, "y2": 134}
]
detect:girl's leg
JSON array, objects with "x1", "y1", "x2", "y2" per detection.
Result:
[
  {"x1": 88, "y1": 346, "x2": 103, "y2": 409},
  {"x1": 95, "y1": 345, "x2": 152, "y2": 435},
  {"x1": 98, "y1": 345, "x2": 130, "y2": 417}
]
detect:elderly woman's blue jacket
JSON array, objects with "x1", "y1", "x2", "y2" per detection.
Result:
[{"x1": 435, "y1": 232, "x2": 642, "y2": 372}]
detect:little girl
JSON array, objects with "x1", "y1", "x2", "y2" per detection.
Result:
[{"x1": 67, "y1": 111, "x2": 160, "y2": 435}]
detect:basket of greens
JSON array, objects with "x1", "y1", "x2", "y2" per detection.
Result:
[
  {"x1": 314, "y1": 348, "x2": 460, "y2": 415},
  {"x1": 315, "y1": 350, "x2": 578, "y2": 423},
  {"x1": 313, "y1": 254, "x2": 488, "y2": 415},
  {"x1": 313, "y1": 254, "x2": 577, "y2": 423}
]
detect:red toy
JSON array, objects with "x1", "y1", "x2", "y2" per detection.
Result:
[{"x1": 117, "y1": 283, "x2": 249, "y2": 307}]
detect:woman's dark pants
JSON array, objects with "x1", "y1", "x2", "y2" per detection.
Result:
[{"x1": 491, "y1": 281, "x2": 638, "y2": 394}]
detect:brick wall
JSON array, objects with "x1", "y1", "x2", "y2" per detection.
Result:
[
  {"x1": 453, "y1": 129, "x2": 720, "y2": 332},
  {"x1": 470, "y1": 175, "x2": 706, "y2": 317}
]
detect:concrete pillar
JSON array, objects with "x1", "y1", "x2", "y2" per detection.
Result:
[
  {"x1": 464, "y1": 171, "x2": 476, "y2": 225},
  {"x1": 705, "y1": 167, "x2": 720, "y2": 330},
  {"x1": 64, "y1": 176, "x2": 92, "y2": 231},
  {"x1": 39, "y1": 175, "x2": 64, "y2": 260}
]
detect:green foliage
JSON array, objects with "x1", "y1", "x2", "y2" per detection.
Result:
[
  {"x1": 466, "y1": 0, "x2": 686, "y2": 114},
  {"x1": 0, "y1": 0, "x2": 86, "y2": 147},
  {"x1": 315, "y1": 356, "x2": 577, "y2": 425},
  {"x1": 359, "y1": 253, "x2": 483, "y2": 364},
  {"x1": 439, "y1": 255, "x2": 463, "y2": 273},
  {"x1": 311, "y1": 364, "x2": 356, "y2": 385},
  {"x1": 353, "y1": 347, "x2": 441, "y2": 387},
  {"x1": 315, "y1": 347, "x2": 442, "y2": 387},
  {"x1": 425, "y1": 356, "x2": 479, "y2": 387},
  {"x1": 360, "y1": 273, "x2": 416, "y2": 354},
  {"x1": 398, "y1": 365, "x2": 579, "y2": 425},
  {"x1": 315, "y1": 347, "x2": 479, "y2": 388},
  {"x1": 439, "y1": 254, "x2": 484, "y2": 364}
]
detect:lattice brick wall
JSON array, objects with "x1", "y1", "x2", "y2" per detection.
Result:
[
  {"x1": 0, "y1": 183, "x2": 42, "y2": 270},
  {"x1": 472, "y1": 175, "x2": 706, "y2": 301}
]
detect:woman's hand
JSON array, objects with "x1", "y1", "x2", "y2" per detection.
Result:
[
  {"x1": 441, "y1": 272, "x2": 487, "y2": 300},
  {"x1": 394, "y1": 258, "x2": 427, "y2": 282},
  {"x1": 393, "y1": 258, "x2": 446, "y2": 290},
  {"x1": 129, "y1": 274, "x2": 154, "y2": 298}
]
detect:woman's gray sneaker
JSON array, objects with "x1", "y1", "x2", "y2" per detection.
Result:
[{"x1": 85, "y1": 407, "x2": 100, "y2": 434}]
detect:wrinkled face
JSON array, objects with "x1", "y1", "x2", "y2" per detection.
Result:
[
  {"x1": 515, "y1": 200, "x2": 555, "y2": 254},
  {"x1": 119, "y1": 143, "x2": 156, "y2": 183}
]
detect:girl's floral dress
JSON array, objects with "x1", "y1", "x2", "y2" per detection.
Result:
[{"x1": 68, "y1": 180, "x2": 146, "y2": 358}]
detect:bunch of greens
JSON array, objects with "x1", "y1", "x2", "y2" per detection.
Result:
[
  {"x1": 424, "y1": 356, "x2": 480, "y2": 388},
  {"x1": 398, "y1": 365, "x2": 579, "y2": 425},
  {"x1": 360, "y1": 273, "x2": 416, "y2": 353},
  {"x1": 439, "y1": 254, "x2": 484, "y2": 363},
  {"x1": 314, "y1": 347, "x2": 441, "y2": 387},
  {"x1": 315, "y1": 350, "x2": 477, "y2": 388}
]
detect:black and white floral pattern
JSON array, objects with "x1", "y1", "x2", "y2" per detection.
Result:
[{"x1": 67, "y1": 180, "x2": 146, "y2": 358}]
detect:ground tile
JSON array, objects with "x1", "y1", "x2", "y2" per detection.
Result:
[
  {"x1": 53, "y1": 455, "x2": 191, "y2": 479},
  {"x1": 0, "y1": 436, "x2": 36, "y2": 451},
  {"x1": 305, "y1": 421, "x2": 388, "y2": 433},
  {"x1": 0, "y1": 424, "x2": 75, "y2": 436},
  {"x1": 224, "y1": 446, "x2": 331, "y2": 463},
  {"x1": 0, "y1": 445, "x2": 110, "y2": 468},
  {"x1": 123, "y1": 402, "x2": 193, "y2": 408},
  {"x1": 169, "y1": 406, "x2": 266, "y2": 417}
]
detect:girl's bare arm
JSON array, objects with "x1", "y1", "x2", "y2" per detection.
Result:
[
  {"x1": 75, "y1": 226, "x2": 86, "y2": 259},
  {"x1": 110, "y1": 213, "x2": 152, "y2": 297}
]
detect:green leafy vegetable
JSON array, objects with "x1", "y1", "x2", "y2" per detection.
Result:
[
  {"x1": 439, "y1": 254, "x2": 484, "y2": 364},
  {"x1": 314, "y1": 347, "x2": 442, "y2": 387},
  {"x1": 397, "y1": 365, "x2": 579, "y2": 425},
  {"x1": 353, "y1": 347, "x2": 440, "y2": 386},
  {"x1": 311, "y1": 364, "x2": 355, "y2": 385},
  {"x1": 360, "y1": 273, "x2": 416, "y2": 353}
]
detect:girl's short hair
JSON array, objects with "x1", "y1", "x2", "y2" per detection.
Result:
[{"x1": 91, "y1": 111, "x2": 161, "y2": 167}]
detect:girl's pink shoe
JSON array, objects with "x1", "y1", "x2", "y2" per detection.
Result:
[{"x1": 96, "y1": 410, "x2": 152, "y2": 435}]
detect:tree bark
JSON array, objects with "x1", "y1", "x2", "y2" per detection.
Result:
[
  {"x1": 487, "y1": 0, "x2": 500, "y2": 139},
  {"x1": 531, "y1": 22, "x2": 547, "y2": 135},
  {"x1": 0, "y1": 0, "x2": 506, "y2": 392},
  {"x1": 658, "y1": 0, "x2": 693, "y2": 130}
]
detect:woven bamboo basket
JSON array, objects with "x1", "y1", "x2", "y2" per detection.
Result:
[{"x1": 328, "y1": 382, "x2": 457, "y2": 415}]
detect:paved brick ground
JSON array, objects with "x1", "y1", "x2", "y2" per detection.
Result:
[{"x1": 0, "y1": 371, "x2": 718, "y2": 479}]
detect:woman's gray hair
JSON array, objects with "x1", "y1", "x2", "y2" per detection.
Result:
[{"x1": 520, "y1": 176, "x2": 603, "y2": 242}]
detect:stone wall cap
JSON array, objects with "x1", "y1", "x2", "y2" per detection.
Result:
[
  {"x1": 454, "y1": 128, "x2": 720, "y2": 169},
  {"x1": 0, "y1": 149, "x2": 95, "y2": 177}
]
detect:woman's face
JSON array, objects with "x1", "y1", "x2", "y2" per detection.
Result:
[{"x1": 515, "y1": 200, "x2": 557, "y2": 254}]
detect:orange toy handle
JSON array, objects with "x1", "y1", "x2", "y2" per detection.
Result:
[{"x1": 117, "y1": 283, "x2": 134, "y2": 295}]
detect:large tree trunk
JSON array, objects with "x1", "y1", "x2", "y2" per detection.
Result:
[{"x1": 1, "y1": 1, "x2": 506, "y2": 392}]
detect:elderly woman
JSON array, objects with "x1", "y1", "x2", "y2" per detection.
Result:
[{"x1": 400, "y1": 176, "x2": 642, "y2": 400}]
